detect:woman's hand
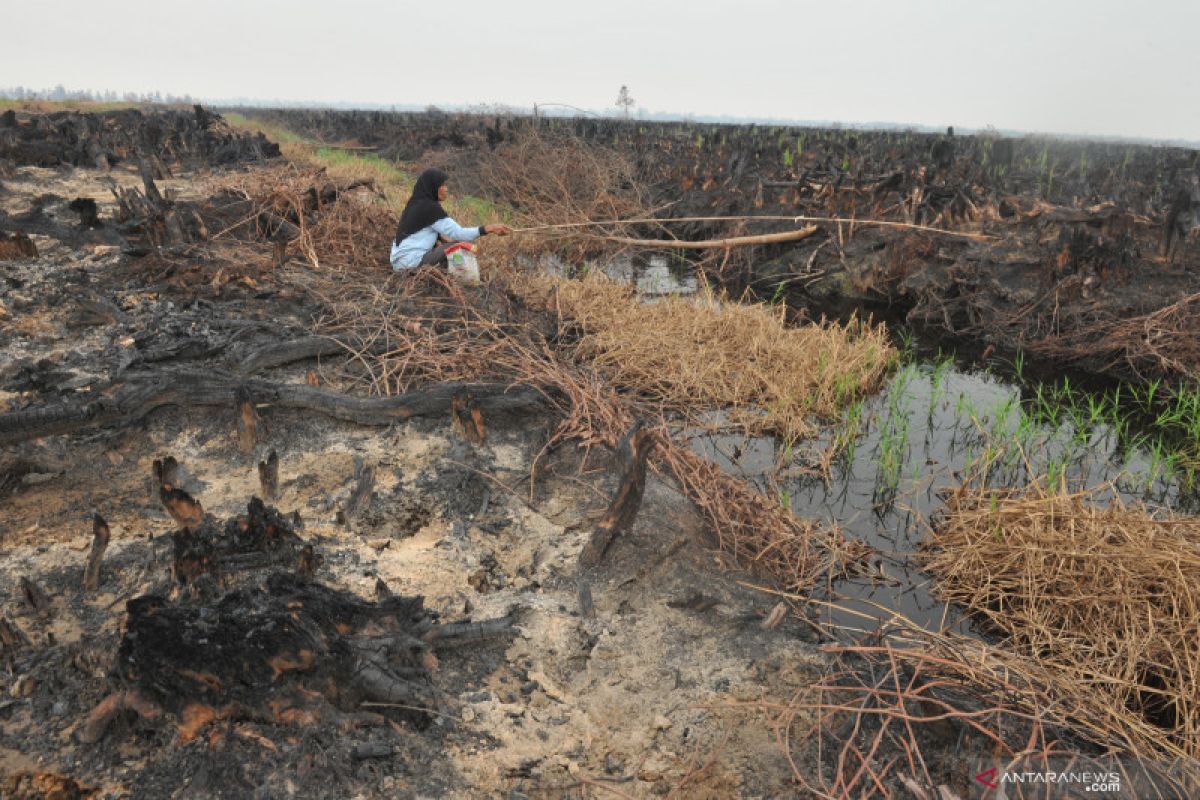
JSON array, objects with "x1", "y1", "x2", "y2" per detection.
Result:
[{"x1": 486, "y1": 223, "x2": 513, "y2": 236}]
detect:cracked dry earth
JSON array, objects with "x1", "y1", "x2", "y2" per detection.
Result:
[{"x1": 0, "y1": 163, "x2": 830, "y2": 798}]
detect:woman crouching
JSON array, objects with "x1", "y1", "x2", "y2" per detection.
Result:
[{"x1": 390, "y1": 167, "x2": 511, "y2": 271}]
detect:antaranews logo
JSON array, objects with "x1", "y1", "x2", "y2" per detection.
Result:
[
  {"x1": 972, "y1": 763, "x2": 1123, "y2": 796},
  {"x1": 974, "y1": 767, "x2": 999, "y2": 789}
]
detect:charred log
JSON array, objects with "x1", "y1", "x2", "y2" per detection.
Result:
[
  {"x1": 235, "y1": 336, "x2": 351, "y2": 374},
  {"x1": 0, "y1": 371, "x2": 550, "y2": 446}
]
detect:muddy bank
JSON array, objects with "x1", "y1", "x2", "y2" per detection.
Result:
[{"x1": 237, "y1": 107, "x2": 1200, "y2": 384}]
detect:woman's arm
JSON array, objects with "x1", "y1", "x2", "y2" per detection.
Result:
[
  {"x1": 431, "y1": 218, "x2": 514, "y2": 242},
  {"x1": 431, "y1": 216, "x2": 481, "y2": 243}
]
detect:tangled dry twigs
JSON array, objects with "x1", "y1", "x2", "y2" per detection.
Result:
[
  {"x1": 209, "y1": 164, "x2": 395, "y2": 274},
  {"x1": 1029, "y1": 291, "x2": 1200, "y2": 382},
  {"x1": 472, "y1": 127, "x2": 652, "y2": 261}
]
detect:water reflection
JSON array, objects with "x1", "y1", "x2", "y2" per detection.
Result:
[{"x1": 683, "y1": 362, "x2": 1190, "y2": 638}]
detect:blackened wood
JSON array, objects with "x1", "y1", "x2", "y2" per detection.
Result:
[
  {"x1": 577, "y1": 580, "x2": 595, "y2": 619},
  {"x1": 577, "y1": 423, "x2": 658, "y2": 568},
  {"x1": 160, "y1": 486, "x2": 204, "y2": 531},
  {"x1": 153, "y1": 456, "x2": 181, "y2": 490},
  {"x1": 114, "y1": 574, "x2": 447, "y2": 723},
  {"x1": 68, "y1": 197, "x2": 100, "y2": 229},
  {"x1": 451, "y1": 392, "x2": 487, "y2": 444},
  {"x1": 297, "y1": 544, "x2": 320, "y2": 580},
  {"x1": 258, "y1": 450, "x2": 279, "y2": 502},
  {"x1": 77, "y1": 691, "x2": 161, "y2": 744},
  {"x1": 19, "y1": 577, "x2": 51, "y2": 620},
  {"x1": 84, "y1": 513, "x2": 112, "y2": 592},
  {"x1": 0, "y1": 373, "x2": 550, "y2": 446},
  {"x1": 0, "y1": 232, "x2": 38, "y2": 260},
  {"x1": 0, "y1": 615, "x2": 29, "y2": 655},
  {"x1": 343, "y1": 459, "x2": 375, "y2": 523},
  {"x1": 236, "y1": 336, "x2": 348, "y2": 374},
  {"x1": 171, "y1": 498, "x2": 306, "y2": 587},
  {"x1": 422, "y1": 615, "x2": 517, "y2": 647},
  {"x1": 138, "y1": 158, "x2": 164, "y2": 205},
  {"x1": 236, "y1": 386, "x2": 258, "y2": 454},
  {"x1": 352, "y1": 743, "x2": 394, "y2": 760}
]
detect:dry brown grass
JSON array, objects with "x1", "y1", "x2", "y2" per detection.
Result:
[
  {"x1": 923, "y1": 481, "x2": 1200, "y2": 762},
  {"x1": 505, "y1": 269, "x2": 895, "y2": 443}
]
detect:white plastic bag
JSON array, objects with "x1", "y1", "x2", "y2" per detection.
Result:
[{"x1": 445, "y1": 243, "x2": 480, "y2": 285}]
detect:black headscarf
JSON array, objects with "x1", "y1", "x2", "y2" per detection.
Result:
[{"x1": 393, "y1": 168, "x2": 449, "y2": 245}]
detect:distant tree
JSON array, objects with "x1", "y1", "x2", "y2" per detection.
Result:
[{"x1": 615, "y1": 85, "x2": 635, "y2": 120}]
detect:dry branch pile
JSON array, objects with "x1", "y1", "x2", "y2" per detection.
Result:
[
  {"x1": 1029, "y1": 291, "x2": 1200, "y2": 382},
  {"x1": 206, "y1": 165, "x2": 394, "y2": 273},
  {"x1": 459, "y1": 127, "x2": 654, "y2": 261},
  {"x1": 923, "y1": 483, "x2": 1200, "y2": 763}
]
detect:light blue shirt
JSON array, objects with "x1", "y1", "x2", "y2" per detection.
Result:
[{"x1": 390, "y1": 216, "x2": 482, "y2": 270}]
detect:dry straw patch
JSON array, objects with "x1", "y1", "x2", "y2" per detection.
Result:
[
  {"x1": 924, "y1": 482, "x2": 1200, "y2": 761},
  {"x1": 507, "y1": 269, "x2": 895, "y2": 443}
]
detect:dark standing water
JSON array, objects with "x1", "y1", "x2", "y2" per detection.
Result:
[{"x1": 684, "y1": 356, "x2": 1193, "y2": 636}]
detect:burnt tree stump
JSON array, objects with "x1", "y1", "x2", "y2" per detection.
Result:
[
  {"x1": 83, "y1": 571, "x2": 516, "y2": 744},
  {"x1": 577, "y1": 422, "x2": 658, "y2": 568},
  {"x1": 83, "y1": 513, "x2": 111, "y2": 592},
  {"x1": 258, "y1": 450, "x2": 279, "y2": 502}
]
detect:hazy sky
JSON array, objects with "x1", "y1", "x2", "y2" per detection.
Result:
[{"x1": 5, "y1": 0, "x2": 1198, "y2": 140}]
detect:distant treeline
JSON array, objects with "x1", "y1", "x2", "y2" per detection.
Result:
[{"x1": 1, "y1": 85, "x2": 195, "y2": 105}]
